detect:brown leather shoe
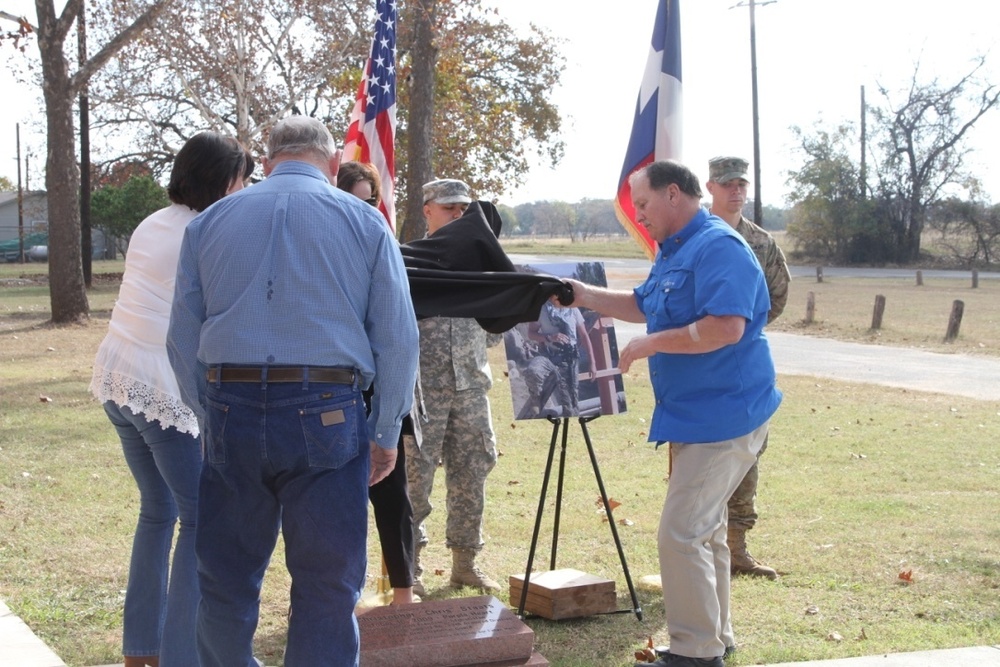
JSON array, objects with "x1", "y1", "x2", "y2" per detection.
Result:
[{"x1": 123, "y1": 658, "x2": 159, "y2": 667}]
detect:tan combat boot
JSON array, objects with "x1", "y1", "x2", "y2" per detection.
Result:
[
  {"x1": 412, "y1": 544, "x2": 426, "y2": 596},
  {"x1": 450, "y1": 548, "x2": 501, "y2": 592},
  {"x1": 728, "y1": 526, "x2": 778, "y2": 580}
]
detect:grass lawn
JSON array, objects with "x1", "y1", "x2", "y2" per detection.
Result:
[
  {"x1": 1, "y1": 259, "x2": 998, "y2": 666},
  {"x1": 768, "y1": 275, "x2": 999, "y2": 357}
]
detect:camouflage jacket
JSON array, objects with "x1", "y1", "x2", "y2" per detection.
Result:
[
  {"x1": 417, "y1": 316, "x2": 501, "y2": 392},
  {"x1": 736, "y1": 216, "x2": 790, "y2": 323}
]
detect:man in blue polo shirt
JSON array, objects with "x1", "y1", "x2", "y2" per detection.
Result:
[{"x1": 561, "y1": 160, "x2": 781, "y2": 667}]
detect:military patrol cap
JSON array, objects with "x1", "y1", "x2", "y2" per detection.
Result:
[
  {"x1": 708, "y1": 156, "x2": 750, "y2": 183},
  {"x1": 422, "y1": 178, "x2": 472, "y2": 204}
]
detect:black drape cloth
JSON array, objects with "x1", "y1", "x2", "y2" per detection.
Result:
[{"x1": 399, "y1": 201, "x2": 573, "y2": 333}]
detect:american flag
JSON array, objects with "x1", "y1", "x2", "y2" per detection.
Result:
[
  {"x1": 613, "y1": 0, "x2": 683, "y2": 260},
  {"x1": 343, "y1": 0, "x2": 398, "y2": 231}
]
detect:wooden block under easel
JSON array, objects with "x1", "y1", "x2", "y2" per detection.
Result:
[{"x1": 509, "y1": 568, "x2": 616, "y2": 620}]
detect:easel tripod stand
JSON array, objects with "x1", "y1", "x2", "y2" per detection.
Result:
[{"x1": 516, "y1": 415, "x2": 642, "y2": 620}]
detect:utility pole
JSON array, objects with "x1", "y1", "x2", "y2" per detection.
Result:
[
  {"x1": 733, "y1": 0, "x2": 776, "y2": 227},
  {"x1": 860, "y1": 85, "x2": 867, "y2": 199},
  {"x1": 16, "y1": 123, "x2": 24, "y2": 263},
  {"x1": 79, "y1": 0, "x2": 93, "y2": 287}
]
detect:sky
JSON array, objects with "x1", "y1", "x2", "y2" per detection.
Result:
[
  {"x1": 496, "y1": 0, "x2": 999, "y2": 206},
  {"x1": 2, "y1": 0, "x2": 998, "y2": 207}
]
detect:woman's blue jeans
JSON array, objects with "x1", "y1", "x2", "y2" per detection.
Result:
[
  {"x1": 197, "y1": 379, "x2": 369, "y2": 667},
  {"x1": 103, "y1": 401, "x2": 201, "y2": 666}
]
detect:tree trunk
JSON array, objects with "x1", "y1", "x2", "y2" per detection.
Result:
[
  {"x1": 30, "y1": 0, "x2": 174, "y2": 322},
  {"x1": 39, "y1": 13, "x2": 89, "y2": 323},
  {"x1": 904, "y1": 198, "x2": 924, "y2": 262},
  {"x1": 401, "y1": 0, "x2": 438, "y2": 243}
]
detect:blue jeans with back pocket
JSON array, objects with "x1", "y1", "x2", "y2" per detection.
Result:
[{"x1": 196, "y1": 379, "x2": 369, "y2": 667}]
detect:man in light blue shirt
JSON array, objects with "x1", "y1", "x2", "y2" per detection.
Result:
[{"x1": 167, "y1": 116, "x2": 418, "y2": 667}]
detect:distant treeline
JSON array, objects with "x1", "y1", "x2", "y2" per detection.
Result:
[{"x1": 496, "y1": 199, "x2": 788, "y2": 239}]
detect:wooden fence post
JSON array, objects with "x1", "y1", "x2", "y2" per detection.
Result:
[
  {"x1": 916, "y1": 270, "x2": 923, "y2": 286},
  {"x1": 816, "y1": 266, "x2": 824, "y2": 283},
  {"x1": 805, "y1": 291, "x2": 815, "y2": 324},
  {"x1": 972, "y1": 270, "x2": 979, "y2": 289},
  {"x1": 870, "y1": 294, "x2": 886, "y2": 330},
  {"x1": 944, "y1": 300, "x2": 965, "y2": 342}
]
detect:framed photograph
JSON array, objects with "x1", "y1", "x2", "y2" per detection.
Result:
[{"x1": 504, "y1": 261, "x2": 627, "y2": 420}]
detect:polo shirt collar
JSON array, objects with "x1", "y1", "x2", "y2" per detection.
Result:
[{"x1": 657, "y1": 207, "x2": 710, "y2": 260}]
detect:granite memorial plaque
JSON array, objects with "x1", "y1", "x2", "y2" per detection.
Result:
[{"x1": 359, "y1": 595, "x2": 537, "y2": 667}]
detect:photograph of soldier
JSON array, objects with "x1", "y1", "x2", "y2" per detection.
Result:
[{"x1": 504, "y1": 262, "x2": 627, "y2": 420}]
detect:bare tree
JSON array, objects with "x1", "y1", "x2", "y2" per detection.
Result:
[
  {"x1": 786, "y1": 57, "x2": 999, "y2": 264},
  {"x1": 88, "y1": 0, "x2": 371, "y2": 174},
  {"x1": 929, "y1": 196, "x2": 1000, "y2": 266},
  {"x1": 871, "y1": 57, "x2": 999, "y2": 262}
]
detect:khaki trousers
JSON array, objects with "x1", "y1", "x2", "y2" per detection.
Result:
[{"x1": 658, "y1": 422, "x2": 769, "y2": 658}]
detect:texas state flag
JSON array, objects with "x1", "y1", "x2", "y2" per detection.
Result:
[{"x1": 613, "y1": 0, "x2": 683, "y2": 260}]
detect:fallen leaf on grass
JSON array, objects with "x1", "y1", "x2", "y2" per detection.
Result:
[
  {"x1": 856, "y1": 628, "x2": 868, "y2": 641},
  {"x1": 619, "y1": 518, "x2": 634, "y2": 526},
  {"x1": 826, "y1": 632, "x2": 843, "y2": 642},
  {"x1": 433, "y1": 568, "x2": 445, "y2": 577},
  {"x1": 634, "y1": 637, "x2": 657, "y2": 662},
  {"x1": 596, "y1": 496, "x2": 622, "y2": 510},
  {"x1": 805, "y1": 604, "x2": 820, "y2": 615},
  {"x1": 898, "y1": 569, "x2": 913, "y2": 583},
  {"x1": 634, "y1": 648, "x2": 656, "y2": 662},
  {"x1": 507, "y1": 479, "x2": 521, "y2": 486}
]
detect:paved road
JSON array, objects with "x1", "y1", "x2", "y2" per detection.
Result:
[
  {"x1": 612, "y1": 322, "x2": 1000, "y2": 401},
  {"x1": 509, "y1": 255, "x2": 1000, "y2": 402}
]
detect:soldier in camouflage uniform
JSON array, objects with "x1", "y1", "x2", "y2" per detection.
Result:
[
  {"x1": 707, "y1": 156, "x2": 791, "y2": 580},
  {"x1": 405, "y1": 178, "x2": 502, "y2": 595}
]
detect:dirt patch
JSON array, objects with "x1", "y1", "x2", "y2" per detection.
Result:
[
  {"x1": 0, "y1": 277, "x2": 42, "y2": 287},
  {"x1": 92, "y1": 273, "x2": 124, "y2": 285},
  {"x1": 0, "y1": 273, "x2": 123, "y2": 288}
]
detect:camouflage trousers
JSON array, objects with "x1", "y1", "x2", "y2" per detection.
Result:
[
  {"x1": 727, "y1": 431, "x2": 769, "y2": 530},
  {"x1": 405, "y1": 385, "x2": 498, "y2": 552}
]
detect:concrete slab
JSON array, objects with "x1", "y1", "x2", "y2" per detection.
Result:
[
  {"x1": 0, "y1": 600, "x2": 66, "y2": 667},
  {"x1": 761, "y1": 645, "x2": 1000, "y2": 666}
]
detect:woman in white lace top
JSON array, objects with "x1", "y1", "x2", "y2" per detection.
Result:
[{"x1": 90, "y1": 132, "x2": 253, "y2": 667}]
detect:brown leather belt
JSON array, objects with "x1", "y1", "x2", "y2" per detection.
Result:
[{"x1": 206, "y1": 367, "x2": 356, "y2": 384}]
